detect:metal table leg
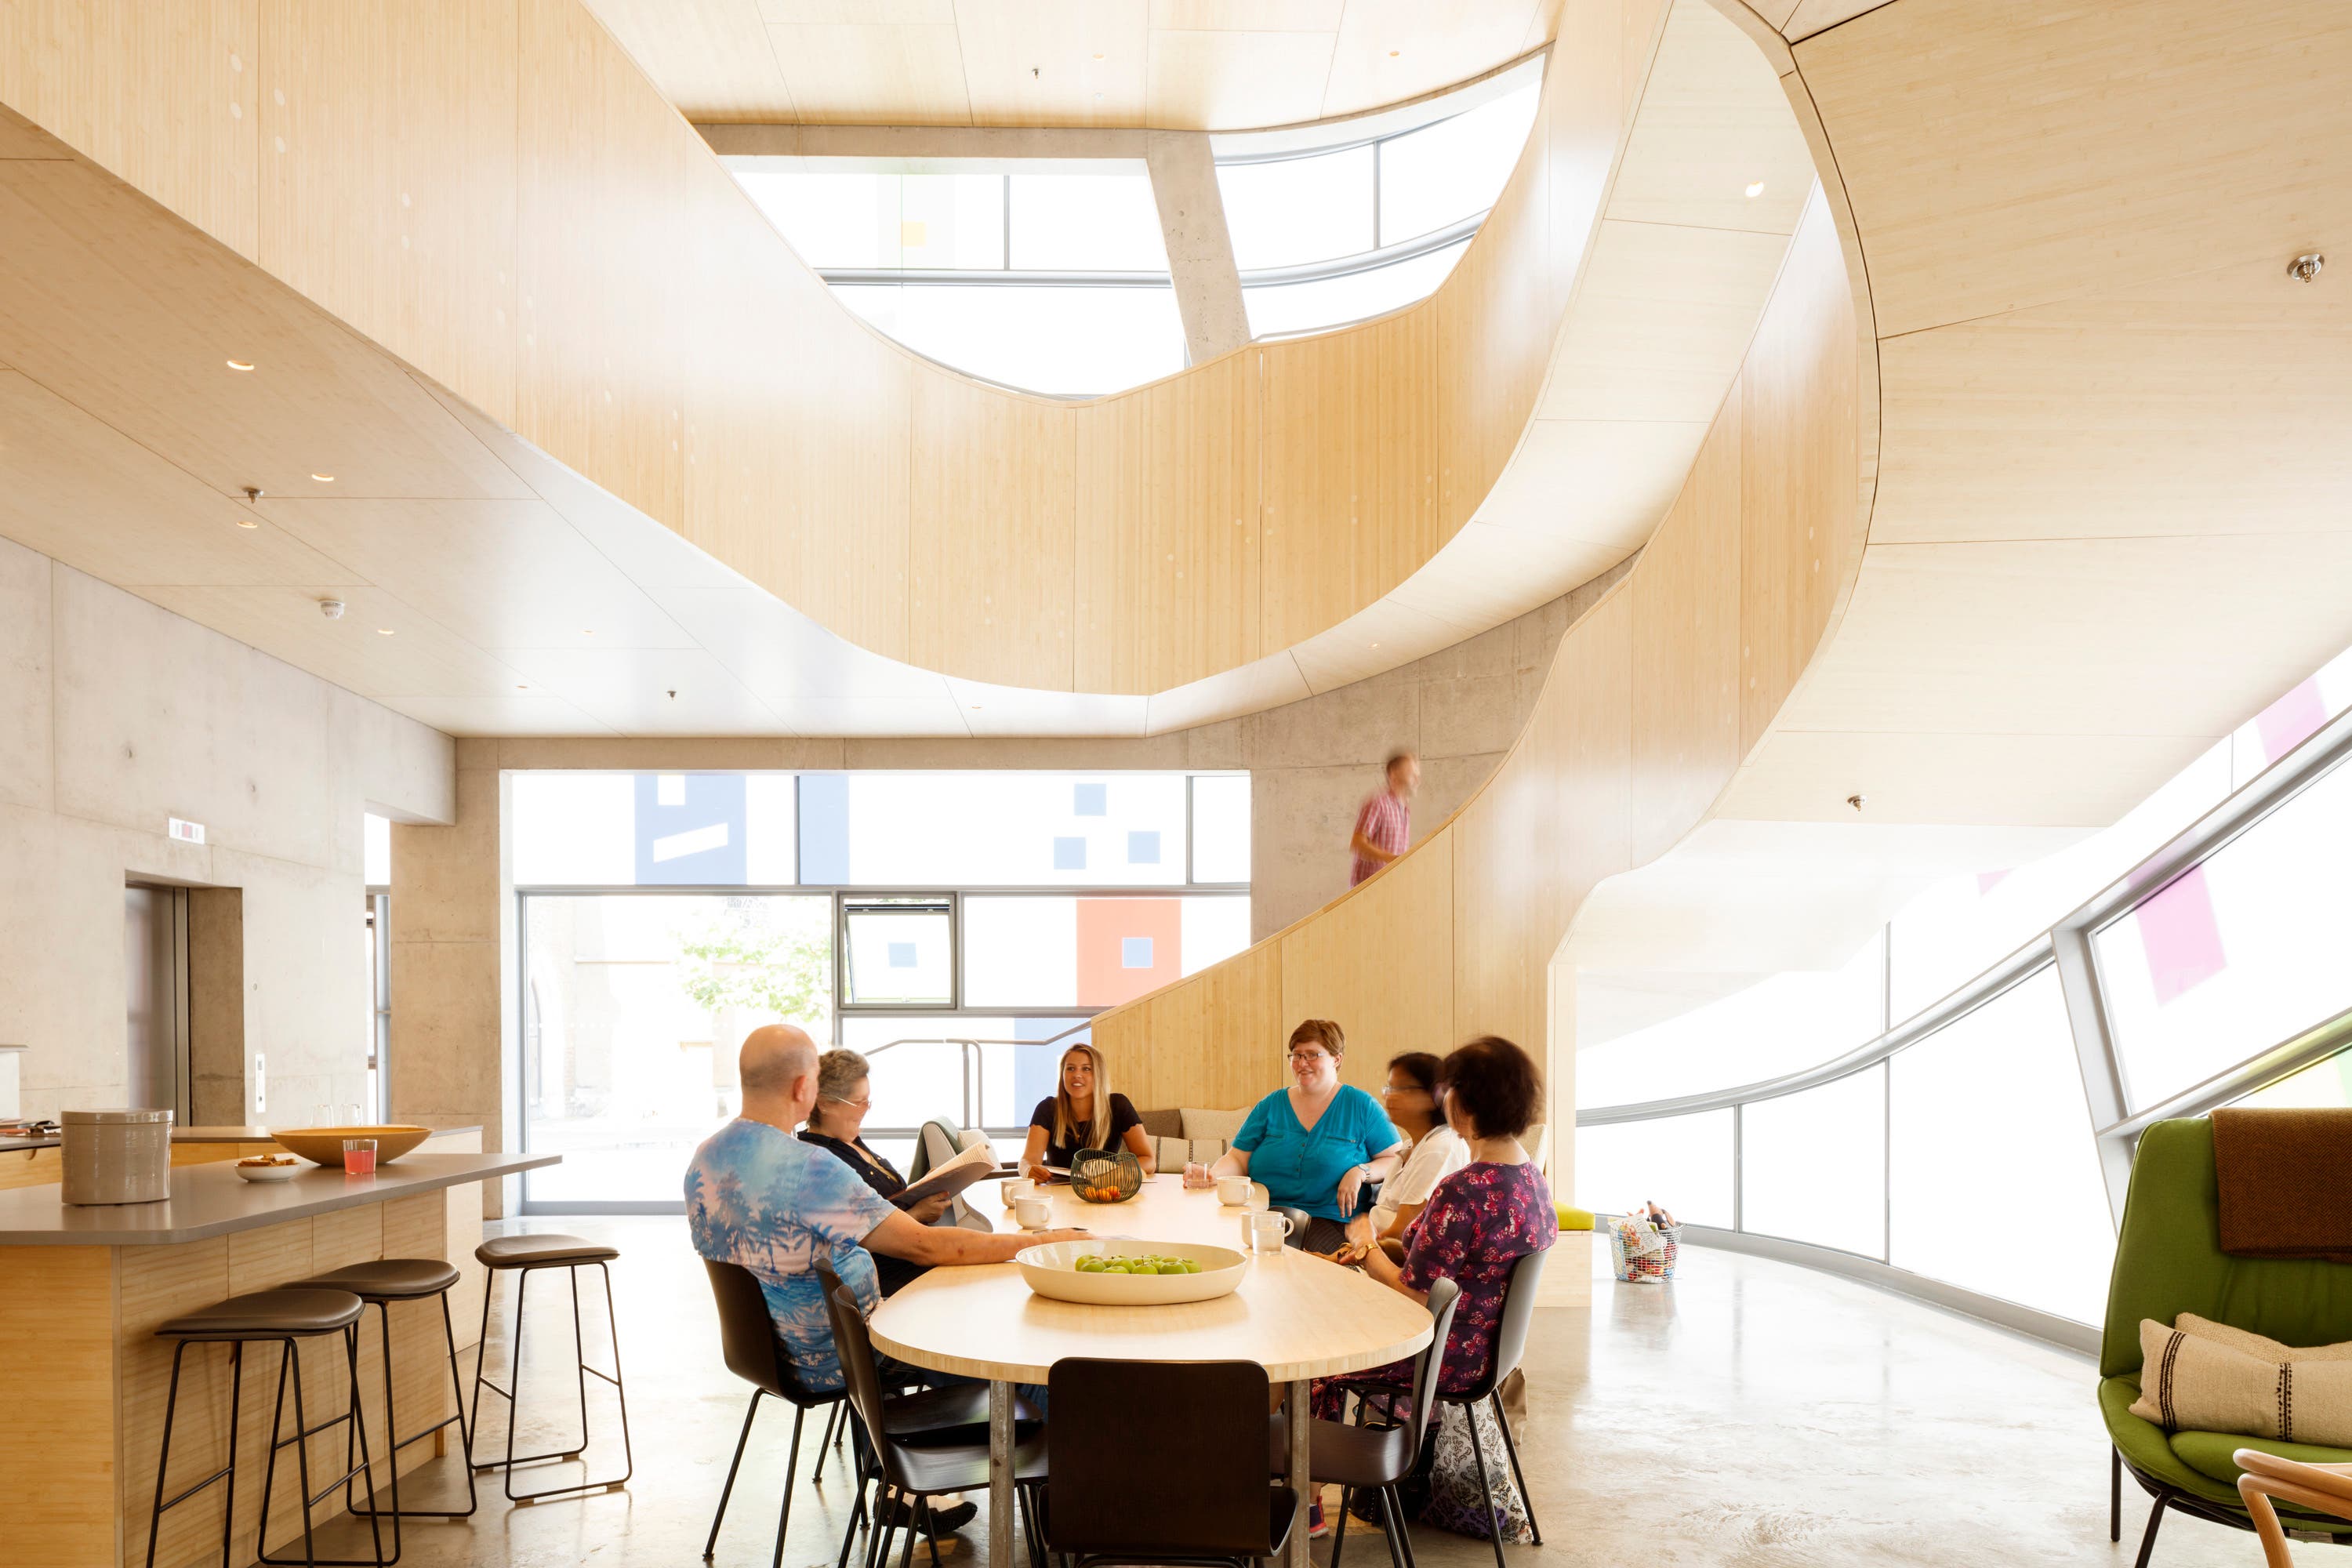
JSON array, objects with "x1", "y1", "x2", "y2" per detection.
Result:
[
  {"x1": 988, "y1": 1381, "x2": 1014, "y2": 1568},
  {"x1": 1287, "y1": 1379, "x2": 1314, "y2": 1568}
]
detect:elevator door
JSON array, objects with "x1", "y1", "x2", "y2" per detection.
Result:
[{"x1": 124, "y1": 884, "x2": 188, "y2": 1112}]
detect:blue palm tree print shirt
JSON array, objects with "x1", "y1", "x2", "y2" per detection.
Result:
[{"x1": 685, "y1": 1117, "x2": 897, "y2": 1392}]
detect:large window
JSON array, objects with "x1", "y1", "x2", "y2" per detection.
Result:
[
  {"x1": 724, "y1": 58, "x2": 1543, "y2": 392},
  {"x1": 513, "y1": 771, "x2": 1249, "y2": 1209},
  {"x1": 1578, "y1": 634, "x2": 2352, "y2": 1333}
]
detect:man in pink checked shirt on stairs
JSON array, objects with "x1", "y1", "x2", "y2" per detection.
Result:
[{"x1": 1348, "y1": 750, "x2": 1420, "y2": 886}]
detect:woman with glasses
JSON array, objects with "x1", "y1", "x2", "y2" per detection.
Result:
[
  {"x1": 799, "y1": 1047, "x2": 951, "y2": 1294},
  {"x1": 1348, "y1": 1051, "x2": 1469, "y2": 1258},
  {"x1": 1019, "y1": 1041, "x2": 1155, "y2": 1181},
  {"x1": 1187, "y1": 1019, "x2": 1410, "y2": 1253}
]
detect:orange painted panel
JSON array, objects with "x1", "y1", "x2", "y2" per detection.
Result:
[{"x1": 1076, "y1": 898, "x2": 1182, "y2": 1007}]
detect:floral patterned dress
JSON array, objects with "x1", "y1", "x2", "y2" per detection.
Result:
[{"x1": 1312, "y1": 1160, "x2": 1556, "y2": 1417}]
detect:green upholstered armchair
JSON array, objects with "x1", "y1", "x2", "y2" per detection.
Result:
[{"x1": 2103, "y1": 1118, "x2": 2352, "y2": 1564}]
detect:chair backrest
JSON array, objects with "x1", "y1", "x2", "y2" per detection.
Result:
[
  {"x1": 816, "y1": 1270, "x2": 901, "y2": 1477},
  {"x1": 703, "y1": 1258, "x2": 818, "y2": 1405},
  {"x1": 1276, "y1": 1206, "x2": 1312, "y2": 1247},
  {"x1": 1403, "y1": 1277, "x2": 1465, "y2": 1454},
  {"x1": 2103, "y1": 1118, "x2": 2352, "y2": 1379},
  {"x1": 1047, "y1": 1359, "x2": 1284, "y2": 1558},
  {"x1": 1459, "y1": 1245, "x2": 1548, "y2": 1398}
]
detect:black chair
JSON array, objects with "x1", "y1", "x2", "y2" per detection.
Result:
[
  {"x1": 1272, "y1": 1277, "x2": 1463, "y2": 1568},
  {"x1": 469, "y1": 1232, "x2": 633, "y2": 1503},
  {"x1": 702, "y1": 1259, "x2": 850, "y2": 1567},
  {"x1": 1361, "y1": 1248, "x2": 1548, "y2": 1567},
  {"x1": 818, "y1": 1278, "x2": 1051, "y2": 1568},
  {"x1": 145, "y1": 1287, "x2": 388, "y2": 1568},
  {"x1": 1277, "y1": 1205, "x2": 1314, "y2": 1250},
  {"x1": 1046, "y1": 1358, "x2": 1299, "y2": 1568}
]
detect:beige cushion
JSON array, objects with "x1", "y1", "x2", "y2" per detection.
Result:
[
  {"x1": 2129, "y1": 1319, "x2": 2352, "y2": 1444},
  {"x1": 1156, "y1": 1135, "x2": 1229, "y2": 1171},
  {"x1": 1181, "y1": 1106, "x2": 1249, "y2": 1145},
  {"x1": 2176, "y1": 1314, "x2": 2352, "y2": 1363}
]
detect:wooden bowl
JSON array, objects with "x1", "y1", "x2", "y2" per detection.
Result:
[
  {"x1": 1013, "y1": 1239, "x2": 1248, "y2": 1306},
  {"x1": 272, "y1": 1126, "x2": 433, "y2": 1167}
]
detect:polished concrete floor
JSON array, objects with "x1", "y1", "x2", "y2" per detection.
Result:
[{"x1": 293, "y1": 1216, "x2": 2265, "y2": 1568}]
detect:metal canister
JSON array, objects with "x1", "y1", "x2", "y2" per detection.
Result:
[{"x1": 60, "y1": 1107, "x2": 173, "y2": 1204}]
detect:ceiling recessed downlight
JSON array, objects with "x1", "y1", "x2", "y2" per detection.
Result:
[
  {"x1": 376, "y1": 627, "x2": 395, "y2": 636},
  {"x1": 311, "y1": 473, "x2": 335, "y2": 483},
  {"x1": 225, "y1": 358, "x2": 255, "y2": 372},
  {"x1": 1744, "y1": 181, "x2": 1766, "y2": 198},
  {"x1": 234, "y1": 517, "x2": 258, "y2": 529}
]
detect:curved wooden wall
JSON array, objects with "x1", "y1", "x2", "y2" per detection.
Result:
[
  {"x1": 1093, "y1": 177, "x2": 1872, "y2": 1151},
  {"x1": 0, "y1": 0, "x2": 1667, "y2": 697}
]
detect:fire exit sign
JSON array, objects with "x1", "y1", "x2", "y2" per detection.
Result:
[{"x1": 168, "y1": 817, "x2": 207, "y2": 846}]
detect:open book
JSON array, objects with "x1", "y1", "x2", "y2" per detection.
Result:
[{"x1": 894, "y1": 1136, "x2": 1011, "y2": 1209}]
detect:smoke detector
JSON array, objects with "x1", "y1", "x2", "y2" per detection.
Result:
[
  {"x1": 2290, "y1": 252, "x2": 2325, "y2": 283},
  {"x1": 318, "y1": 598, "x2": 347, "y2": 620}
]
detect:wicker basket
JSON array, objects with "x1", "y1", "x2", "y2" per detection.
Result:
[{"x1": 1069, "y1": 1147, "x2": 1144, "y2": 1203}]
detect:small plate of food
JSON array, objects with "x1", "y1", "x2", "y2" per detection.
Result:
[{"x1": 234, "y1": 1153, "x2": 303, "y2": 1183}]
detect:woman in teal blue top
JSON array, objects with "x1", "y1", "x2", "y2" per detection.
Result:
[{"x1": 1190, "y1": 1018, "x2": 1410, "y2": 1253}]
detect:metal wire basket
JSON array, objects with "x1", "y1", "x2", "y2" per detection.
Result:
[{"x1": 1069, "y1": 1147, "x2": 1144, "y2": 1203}]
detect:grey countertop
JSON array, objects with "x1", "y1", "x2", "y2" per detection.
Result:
[
  {"x1": 0, "y1": 1123, "x2": 483, "y2": 1155},
  {"x1": 0, "y1": 1150, "x2": 554, "y2": 1246}
]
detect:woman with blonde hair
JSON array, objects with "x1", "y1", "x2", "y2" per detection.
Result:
[{"x1": 1020, "y1": 1040, "x2": 1155, "y2": 1181}]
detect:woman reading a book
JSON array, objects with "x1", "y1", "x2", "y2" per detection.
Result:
[{"x1": 800, "y1": 1047, "x2": 953, "y2": 1294}]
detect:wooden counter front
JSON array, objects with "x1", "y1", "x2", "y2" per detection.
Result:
[{"x1": 0, "y1": 1150, "x2": 545, "y2": 1568}]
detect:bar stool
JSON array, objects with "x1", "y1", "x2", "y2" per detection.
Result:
[
  {"x1": 469, "y1": 1233, "x2": 633, "y2": 1503},
  {"x1": 146, "y1": 1287, "x2": 387, "y2": 1568},
  {"x1": 289, "y1": 1258, "x2": 477, "y2": 1559}
]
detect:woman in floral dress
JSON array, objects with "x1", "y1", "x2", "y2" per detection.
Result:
[{"x1": 1315, "y1": 1034, "x2": 1555, "y2": 1538}]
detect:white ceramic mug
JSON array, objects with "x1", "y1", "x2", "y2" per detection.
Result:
[
  {"x1": 1014, "y1": 1195, "x2": 1051, "y2": 1230},
  {"x1": 1240, "y1": 1210, "x2": 1294, "y2": 1254},
  {"x1": 1217, "y1": 1174, "x2": 1252, "y2": 1207},
  {"x1": 1003, "y1": 1177, "x2": 1036, "y2": 1205}
]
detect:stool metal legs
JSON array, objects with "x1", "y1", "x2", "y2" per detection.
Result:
[
  {"x1": 338, "y1": 1288, "x2": 479, "y2": 1564},
  {"x1": 144, "y1": 1338, "x2": 246, "y2": 1568},
  {"x1": 470, "y1": 1259, "x2": 633, "y2": 1502},
  {"x1": 149, "y1": 1331, "x2": 388, "y2": 1568}
]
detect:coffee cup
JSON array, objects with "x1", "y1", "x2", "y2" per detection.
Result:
[
  {"x1": 1240, "y1": 1209, "x2": 1294, "y2": 1254},
  {"x1": 1002, "y1": 1177, "x2": 1036, "y2": 1206},
  {"x1": 1217, "y1": 1174, "x2": 1251, "y2": 1207},
  {"x1": 1014, "y1": 1195, "x2": 1051, "y2": 1230}
]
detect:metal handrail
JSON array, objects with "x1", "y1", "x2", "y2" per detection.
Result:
[{"x1": 859, "y1": 1020, "x2": 1097, "y2": 1131}]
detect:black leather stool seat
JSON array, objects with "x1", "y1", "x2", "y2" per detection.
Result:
[
  {"x1": 294, "y1": 1258, "x2": 463, "y2": 1301},
  {"x1": 158, "y1": 1287, "x2": 363, "y2": 1340},
  {"x1": 475, "y1": 1233, "x2": 620, "y2": 1269}
]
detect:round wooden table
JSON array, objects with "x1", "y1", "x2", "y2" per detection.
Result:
[{"x1": 869, "y1": 1174, "x2": 1432, "y2": 1568}]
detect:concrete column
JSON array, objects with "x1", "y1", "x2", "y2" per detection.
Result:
[
  {"x1": 1144, "y1": 130, "x2": 1250, "y2": 364},
  {"x1": 388, "y1": 740, "x2": 513, "y2": 1214}
]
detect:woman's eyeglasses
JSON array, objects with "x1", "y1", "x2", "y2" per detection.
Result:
[
  {"x1": 823, "y1": 1095, "x2": 873, "y2": 1111},
  {"x1": 1288, "y1": 1050, "x2": 1332, "y2": 1064}
]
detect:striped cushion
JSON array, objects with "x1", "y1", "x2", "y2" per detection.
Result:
[{"x1": 2130, "y1": 1319, "x2": 2352, "y2": 1446}]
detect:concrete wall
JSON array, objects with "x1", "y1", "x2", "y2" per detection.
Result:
[{"x1": 0, "y1": 538, "x2": 455, "y2": 1121}]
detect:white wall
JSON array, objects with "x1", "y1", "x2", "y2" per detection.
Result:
[{"x1": 0, "y1": 539, "x2": 453, "y2": 1120}]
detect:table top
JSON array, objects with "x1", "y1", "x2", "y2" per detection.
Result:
[
  {"x1": 0, "y1": 1151, "x2": 553, "y2": 1246},
  {"x1": 869, "y1": 1174, "x2": 1432, "y2": 1384},
  {"x1": 0, "y1": 1123, "x2": 482, "y2": 1154}
]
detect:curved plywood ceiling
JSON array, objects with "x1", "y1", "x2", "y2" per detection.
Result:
[
  {"x1": 580, "y1": 0, "x2": 1570, "y2": 130},
  {"x1": 1088, "y1": 0, "x2": 2352, "y2": 1140},
  {"x1": 0, "y1": 0, "x2": 1811, "y2": 737}
]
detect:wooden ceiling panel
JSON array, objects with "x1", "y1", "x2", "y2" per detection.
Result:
[
  {"x1": 1322, "y1": 0, "x2": 1545, "y2": 121},
  {"x1": 1779, "y1": 534, "x2": 2352, "y2": 742},
  {"x1": 253, "y1": 498, "x2": 705, "y2": 653},
  {"x1": 1795, "y1": 0, "x2": 2352, "y2": 336},
  {"x1": 1607, "y1": 0, "x2": 1813, "y2": 233},
  {"x1": 954, "y1": 0, "x2": 1149, "y2": 127},
  {"x1": 1871, "y1": 253, "x2": 2352, "y2": 545},
  {"x1": 1144, "y1": 28, "x2": 1336, "y2": 129},
  {"x1": 0, "y1": 372, "x2": 362, "y2": 589},
  {"x1": 587, "y1": 0, "x2": 797, "y2": 122},
  {"x1": 0, "y1": 161, "x2": 528, "y2": 503},
  {"x1": 768, "y1": 22, "x2": 974, "y2": 123},
  {"x1": 1777, "y1": 0, "x2": 1888, "y2": 42}
]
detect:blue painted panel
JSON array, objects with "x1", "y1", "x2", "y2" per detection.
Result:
[
  {"x1": 1121, "y1": 936, "x2": 1154, "y2": 969},
  {"x1": 633, "y1": 773, "x2": 747, "y2": 885},
  {"x1": 1127, "y1": 830, "x2": 1160, "y2": 865},
  {"x1": 1052, "y1": 837, "x2": 1087, "y2": 871},
  {"x1": 1073, "y1": 782, "x2": 1107, "y2": 816},
  {"x1": 799, "y1": 773, "x2": 850, "y2": 884}
]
